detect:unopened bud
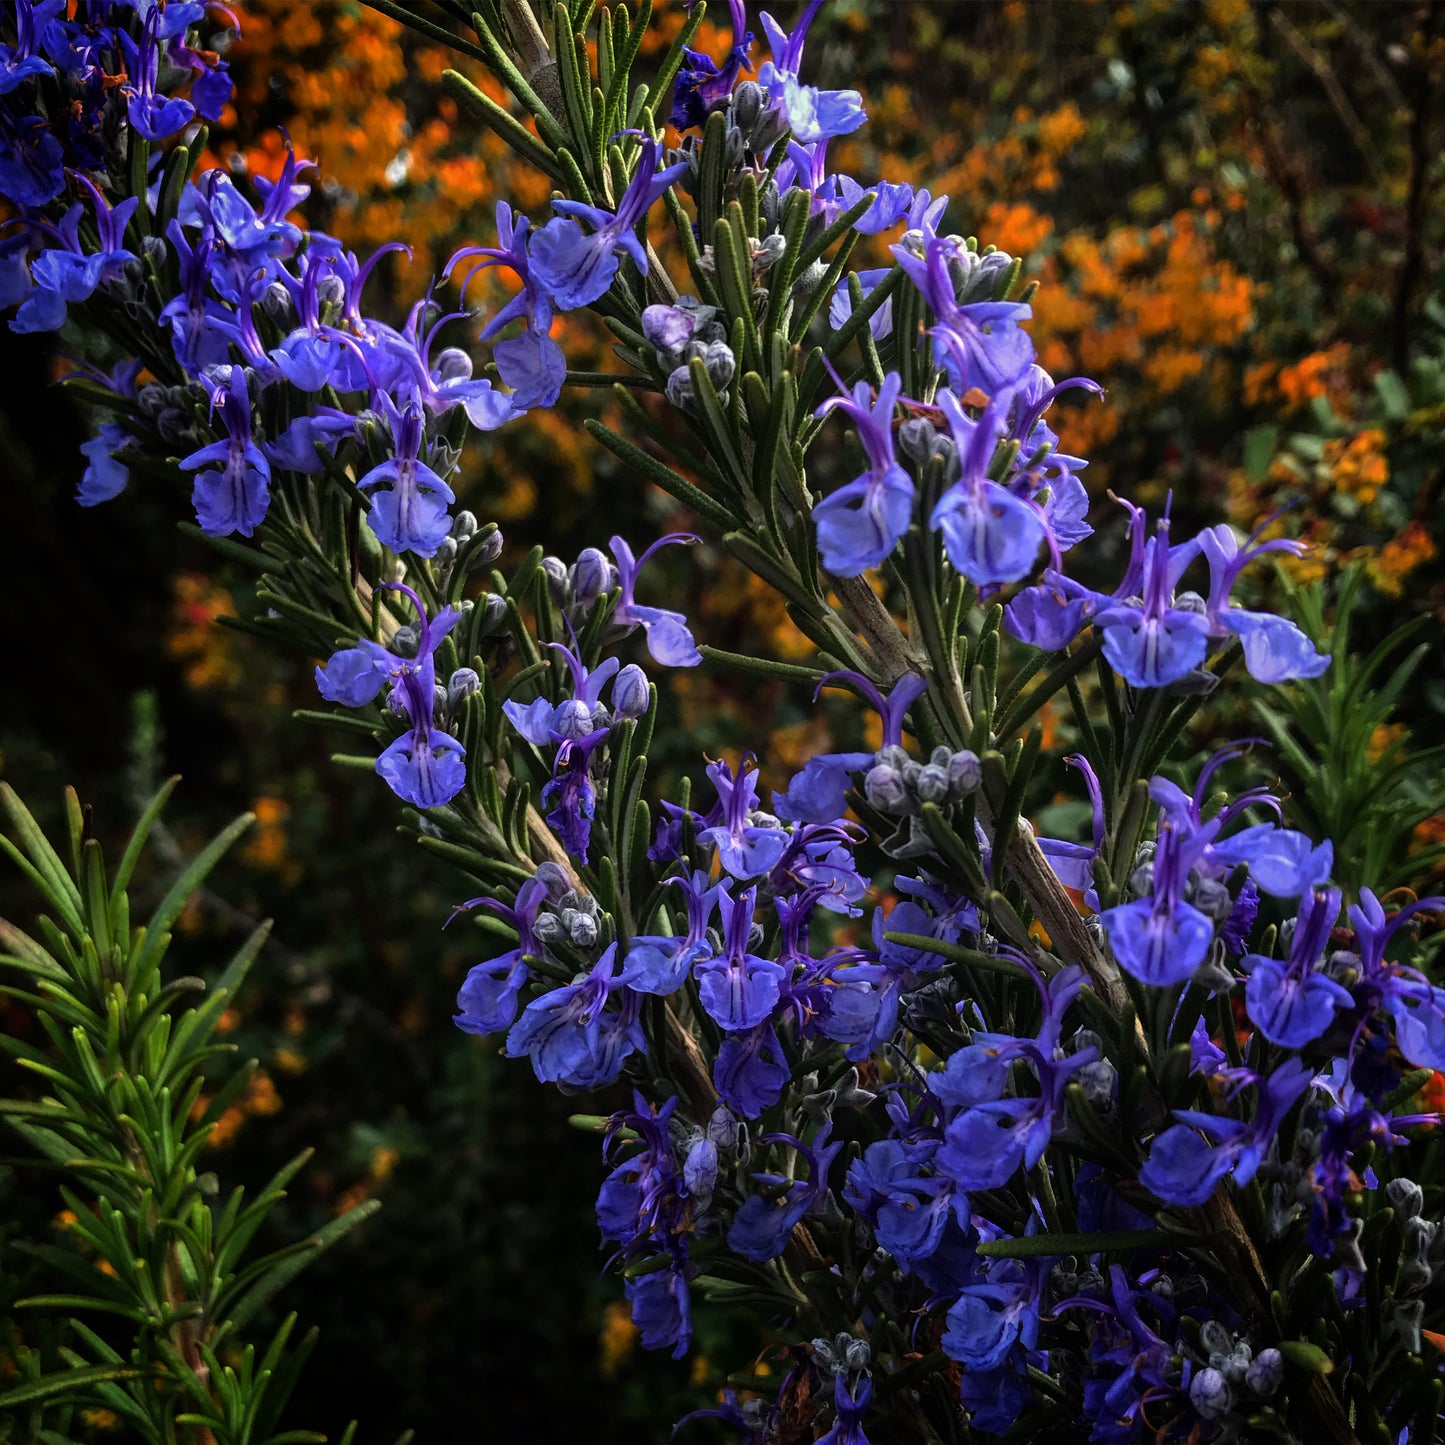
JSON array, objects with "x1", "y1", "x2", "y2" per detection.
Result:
[
  {"x1": 391, "y1": 624, "x2": 421, "y2": 658},
  {"x1": 947, "y1": 750, "x2": 981, "y2": 794},
  {"x1": 475, "y1": 527, "x2": 504, "y2": 565},
  {"x1": 447, "y1": 668, "x2": 480, "y2": 709},
  {"x1": 541, "y1": 555, "x2": 569, "y2": 604},
  {"x1": 1189, "y1": 1367, "x2": 1232, "y2": 1421},
  {"x1": 612, "y1": 664, "x2": 650, "y2": 719},
  {"x1": 261, "y1": 280, "x2": 295, "y2": 322},
  {"x1": 864, "y1": 763, "x2": 908, "y2": 812},
  {"x1": 1245, "y1": 1348, "x2": 1283, "y2": 1397},
  {"x1": 731, "y1": 80, "x2": 765, "y2": 131},
  {"x1": 665, "y1": 366, "x2": 695, "y2": 410},
  {"x1": 434, "y1": 346, "x2": 473, "y2": 382},
  {"x1": 552, "y1": 698, "x2": 595, "y2": 741},
  {"x1": 571, "y1": 547, "x2": 611, "y2": 606},
  {"x1": 703, "y1": 340, "x2": 735, "y2": 389},
  {"x1": 452, "y1": 510, "x2": 479, "y2": 541},
  {"x1": 473, "y1": 593, "x2": 508, "y2": 636},
  {"x1": 915, "y1": 764, "x2": 950, "y2": 804}
]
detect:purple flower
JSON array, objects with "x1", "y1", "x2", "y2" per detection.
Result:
[
  {"x1": 697, "y1": 886, "x2": 785, "y2": 1032},
  {"x1": 1244, "y1": 888, "x2": 1354, "y2": 1049},
  {"x1": 541, "y1": 727, "x2": 610, "y2": 861},
  {"x1": 356, "y1": 395, "x2": 456, "y2": 557},
  {"x1": 623, "y1": 869, "x2": 726, "y2": 995},
  {"x1": 757, "y1": 1, "x2": 865, "y2": 143},
  {"x1": 930, "y1": 390, "x2": 1047, "y2": 586},
  {"x1": 120, "y1": 9, "x2": 195, "y2": 140},
  {"x1": 812, "y1": 371, "x2": 914, "y2": 576},
  {"x1": 0, "y1": 113, "x2": 64, "y2": 207},
  {"x1": 505, "y1": 943, "x2": 644, "y2": 1087},
  {"x1": 0, "y1": 1, "x2": 58, "y2": 94},
  {"x1": 529, "y1": 137, "x2": 689, "y2": 310},
  {"x1": 670, "y1": 0, "x2": 753, "y2": 129},
  {"x1": 609, "y1": 533, "x2": 702, "y2": 666},
  {"x1": 78, "y1": 423, "x2": 129, "y2": 506},
  {"x1": 816, "y1": 1374, "x2": 872, "y2": 1445},
  {"x1": 1198, "y1": 521, "x2": 1330, "y2": 683},
  {"x1": 625, "y1": 1267, "x2": 692, "y2": 1358},
  {"x1": 699, "y1": 757, "x2": 789, "y2": 879},
  {"x1": 315, "y1": 583, "x2": 467, "y2": 809},
  {"x1": 727, "y1": 1123, "x2": 841, "y2": 1261},
  {"x1": 1100, "y1": 825, "x2": 1214, "y2": 987},
  {"x1": 1350, "y1": 889, "x2": 1445, "y2": 1069},
  {"x1": 453, "y1": 876, "x2": 551, "y2": 1035},
  {"x1": 180, "y1": 367, "x2": 271, "y2": 538},
  {"x1": 503, "y1": 641, "x2": 620, "y2": 746},
  {"x1": 1140, "y1": 1058, "x2": 1313, "y2": 1207}
]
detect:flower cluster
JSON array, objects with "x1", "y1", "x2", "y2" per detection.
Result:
[{"x1": 7, "y1": 1, "x2": 1444, "y2": 1442}]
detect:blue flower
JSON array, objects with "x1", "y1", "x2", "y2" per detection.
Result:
[
  {"x1": 1350, "y1": 888, "x2": 1445, "y2": 1069},
  {"x1": 700, "y1": 757, "x2": 789, "y2": 880},
  {"x1": 78, "y1": 423, "x2": 130, "y2": 506},
  {"x1": 930, "y1": 390, "x2": 1047, "y2": 586},
  {"x1": 714, "y1": 1022, "x2": 790, "y2": 1118},
  {"x1": 670, "y1": 0, "x2": 753, "y2": 129},
  {"x1": 0, "y1": 113, "x2": 64, "y2": 207},
  {"x1": 0, "y1": 1, "x2": 58, "y2": 95},
  {"x1": 608, "y1": 533, "x2": 703, "y2": 666},
  {"x1": 1140, "y1": 1058, "x2": 1313, "y2": 1207},
  {"x1": 119, "y1": 9, "x2": 196, "y2": 140},
  {"x1": 541, "y1": 728, "x2": 611, "y2": 861},
  {"x1": 696, "y1": 886, "x2": 785, "y2": 1032},
  {"x1": 1244, "y1": 888, "x2": 1354, "y2": 1048},
  {"x1": 356, "y1": 395, "x2": 456, "y2": 557},
  {"x1": 180, "y1": 367, "x2": 272, "y2": 538},
  {"x1": 812, "y1": 371, "x2": 914, "y2": 576},
  {"x1": 728, "y1": 1123, "x2": 841, "y2": 1261},
  {"x1": 453, "y1": 876, "x2": 552, "y2": 1035},
  {"x1": 757, "y1": 2, "x2": 865, "y2": 142},
  {"x1": 829, "y1": 267, "x2": 894, "y2": 339},
  {"x1": 624, "y1": 869, "x2": 726, "y2": 996},
  {"x1": 315, "y1": 582, "x2": 468, "y2": 810},
  {"x1": 1100, "y1": 826, "x2": 1214, "y2": 987},
  {"x1": 624, "y1": 1267, "x2": 692, "y2": 1358},
  {"x1": 505, "y1": 943, "x2": 644, "y2": 1087},
  {"x1": 529, "y1": 137, "x2": 689, "y2": 310}
]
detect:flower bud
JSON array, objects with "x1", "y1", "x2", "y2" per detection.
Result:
[
  {"x1": 703, "y1": 340, "x2": 736, "y2": 389},
  {"x1": 898, "y1": 417, "x2": 939, "y2": 465},
  {"x1": 731, "y1": 80, "x2": 765, "y2": 131},
  {"x1": 665, "y1": 365, "x2": 695, "y2": 410},
  {"x1": 447, "y1": 668, "x2": 480, "y2": 709},
  {"x1": 138, "y1": 381, "x2": 169, "y2": 416},
  {"x1": 1189, "y1": 1367, "x2": 1232, "y2": 1421},
  {"x1": 1245, "y1": 1348, "x2": 1283, "y2": 1397},
  {"x1": 751, "y1": 233, "x2": 788, "y2": 275},
  {"x1": 473, "y1": 593, "x2": 508, "y2": 637},
  {"x1": 434, "y1": 346, "x2": 473, "y2": 382},
  {"x1": 642, "y1": 301, "x2": 700, "y2": 355},
  {"x1": 534, "y1": 862, "x2": 573, "y2": 899},
  {"x1": 541, "y1": 554, "x2": 569, "y2": 604},
  {"x1": 915, "y1": 764, "x2": 950, "y2": 804},
  {"x1": 452, "y1": 510, "x2": 479, "y2": 541},
  {"x1": 864, "y1": 763, "x2": 908, "y2": 812},
  {"x1": 261, "y1": 280, "x2": 295, "y2": 322},
  {"x1": 475, "y1": 527, "x2": 505, "y2": 565},
  {"x1": 552, "y1": 698, "x2": 595, "y2": 741},
  {"x1": 570, "y1": 547, "x2": 612, "y2": 606},
  {"x1": 947, "y1": 750, "x2": 981, "y2": 795},
  {"x1": 612, "y1": 664, "x2": 650, "y2": 719},
  {"x1": 140, "y1": 233, "x2": 170, "y2": 265},
  {"x1": 565, "y1": 909, "x2": 599, "y2": 948},
  {"x1": 433, "y1": 536, "x2": 458, "y2": 569},
  {"x1": 532, "y1": 911, "x2": 563, "y2": 942},
  {"x1": 391, "y1": 624, "x2": 421, "y2": 658},
  {"x1": 1387, "y1": 1177, "x2": 1425, "y2": 1219}
]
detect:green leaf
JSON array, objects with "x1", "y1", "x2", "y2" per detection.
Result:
[{"x1": 0, "y1": 1363, "x2": 143, "y2": 1408}]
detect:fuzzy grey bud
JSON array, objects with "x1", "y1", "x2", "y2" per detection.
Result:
[
  {"x1": 915, "y1": 764, "x2": 951, "y2": 804},
  {"x1": 865, "y1": 763, "x2": 909, "y2": 812},
  {"x1": 315, "y1": 273, "x2": 346, "y2": 309},
  {"x1": 140, "y1": 233, "x2": 170, "y2": 265},
  {"x1": 552, "y1": 698, "x2": 595, "y2": 742},
  {"x1": 433, "y1": 536, "x2": 458, "y2": 569},
  {"x1": 1189, "y1": 1367, "x2": 1232, "y2": 1421},
  {"x1": 541, "y1": 555, "x2": 569, "y2": 604},
  {"x1": 434, "y1": 347, "x2": 473, "y2": 382},
  {"x1": 452, "y1": 510, "x2": 479, "y2": 541},
  {"x1": 1387, "y1": 1177, "x2": 1425, "y2": 1220},
  {"x1": 534, "y1": 862, "x2": 573, "y2": 900},
  {"x1": 473, "y1": 593, "x2": 508, "y2": 636},
  {"x1": 1245, "y1": 1348, "x2": 1283, "y2": 1397},
  {"x1": 665, "y1": 366, "x2": 695, "y2": 410},
  {"x1": 261, "y1": 280, "x2": 295, "y2": 322},
  {"x1": 475, "y1": 528, "x2": 504, "y2": 566},
  {"x1": 703, "y1": 339, "x2": 735, "y2": 389},
  {"x1": 447, "y1": 668, "x2": 480, "y2": 710},
  {"x1": 731, "y1": 80, "x2": 765, "y2": 131},
  {"x1": 612, "y1": 664, "x2": 650, "y2": 720},
  {"x1": 898, "y1": 417, "x2": 939, "y2": 465},
  {"x1": 532, "y1": 911, "x2": 563, "y2": 943},
  {"x1": 566, "y1": 910, "x2": 599, "y2": 948},
  {"x1": 947, "y1": 750, "x2": 982, "y2": 794},
  {"x1": 391, "y1": 624, "x2": 421, "y2": 659}
]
